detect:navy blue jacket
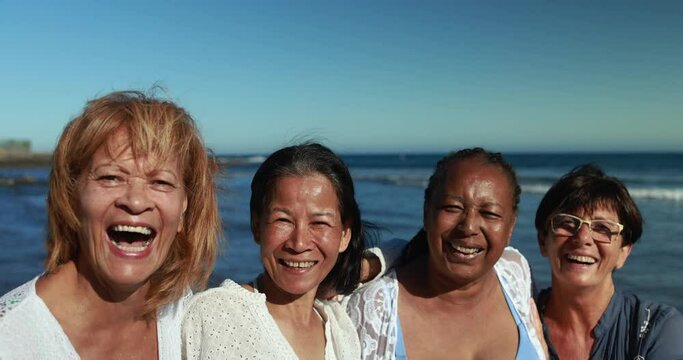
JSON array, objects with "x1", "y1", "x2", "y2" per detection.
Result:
[{"x1": 538, "y1": 289, "x2": 683, "y2": 360}]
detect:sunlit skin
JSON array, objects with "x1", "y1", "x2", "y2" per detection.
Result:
[
  {"x1": 251, "y1": 174, "x2": 350, "y2": 360},
  {"x1": 77, "y1": 130, "x2": 188, "y2": 295},
  {"x1": 256, "y1": 174, "x2": 351, "y2": 301},
  {"x1": 35, "y1": 129, "x2": 187, "y2": 359},
  {"x1": 424, "y1": 158, "x2": 516, "y2": 288},
  {"x1": 540, "y1": 206, "x2": 633, "y2": 360},
  {"x1": 539, "y1": 206, "x2": 632, "y2": 293},
  {"x1": 397, "y1": 158, "x2": 522, "y2": 359}
]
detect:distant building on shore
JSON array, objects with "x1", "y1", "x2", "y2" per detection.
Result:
[{"x1": 0, "y1": 139, "x2": 32, "y2": 159}]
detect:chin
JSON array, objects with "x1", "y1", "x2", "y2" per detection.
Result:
[{"x1": 274, "y1": 278, "x2": 321, "y2": 296}]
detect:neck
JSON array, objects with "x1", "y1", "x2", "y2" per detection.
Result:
[
  {"x1": 544, "y1": 278, "x2": 615, "y2": 332},
  {"x1": 257, "y1": 273, "x2": 319, "y2": 325},
  {"x1": 399, "y1": 255, "x2": 499, "y2": 306},
  {"x1": 39, "y1": 261, "x2": 151, "y2": 325}
]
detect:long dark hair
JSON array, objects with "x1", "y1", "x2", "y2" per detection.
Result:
[
  {"x1": 401, "y1": 147, "x2": 521, "y2": 264},
  {"x1": 250, "y1": 142, "x2": 369, "y2": 296}
]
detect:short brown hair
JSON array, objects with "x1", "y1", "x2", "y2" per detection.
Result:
[
  {"x1": 46, "y1": 90, "x2": 222, "y2": 319},
  {"x1": 534, "y1": 164, "x2": 643, "y2": 246}
]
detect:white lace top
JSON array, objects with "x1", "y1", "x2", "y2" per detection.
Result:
[
  {"x1": 346, "y1": 246, "x2": 546, "y2": 360},
  {"x1": 0, "y1": 275, "x2": 190, "y2": 359},
  {"x1": 182, "y1": 278, "x2": 360, "y2": 360}
]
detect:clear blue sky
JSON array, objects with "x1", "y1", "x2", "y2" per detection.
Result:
[{"x1": 1, "y1": 1, "x2": 681, "y2": 154}]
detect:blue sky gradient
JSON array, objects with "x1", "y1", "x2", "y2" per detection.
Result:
[{"x1": 1, "y1": 1, "x2": 681, "y2": 154}]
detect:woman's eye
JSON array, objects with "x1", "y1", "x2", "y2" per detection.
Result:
[
  {"x1": 559, "y1": 221, "x2": 577, "y2": 230},
  {"x1": 96, "y1": 175, "x2": 124, "y2": 186},
  {"x1": 481, "y1": 210, "x2": 501, "y2": 219},
  {"x1": 311, "y1": 221, "x2": 331, "y2": 228},
  {"x1": 442, "y1": 205, "x2": 463, "y2": 213},
  {"x1": 150, "y1": 179, "x2": 177, "y2": 191},
  {"x1": 592, "y1": 224, "x2": 612, "y2": 235}
]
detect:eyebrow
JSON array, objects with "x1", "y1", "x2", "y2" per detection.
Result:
[
  {"x1": 443, "y1": 194, "x2": 465, "y2": 202},
  {"x1": 311, "y1": 211, "x2": 335, "y2": 218},
  {"x1": 443, "y1": 195, "x2": 502, "y2": 207},
  {"x1": 479, "y1": 201, "x2": 502, "y2": 208},
  {"x1": 270, "y1": 208, "x2": 335, "y2": 218},
  {"x1": 91, "y1": 163, "x2": 128, "y2": 173},
  {"x1": 270, "y1": 207, "x2": 292, "y2": 215}
]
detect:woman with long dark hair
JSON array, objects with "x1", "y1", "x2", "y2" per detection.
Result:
[{"x1": 183, "y1": 143, "x2": 371, "y2": 359}]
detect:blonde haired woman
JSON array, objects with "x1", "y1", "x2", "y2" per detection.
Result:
[{"x1": 0, "y1": 91, "x2": 221, "y2": 359}]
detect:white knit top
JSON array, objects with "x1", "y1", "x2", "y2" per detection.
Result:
[
  {"x1": 346, "y1": 246, "x2": 546, "y2": 360},
  {"x1": 0, "y1": 275, "x2": 190, "y2": 359},
  {"x1": 181, "y1": 279, "x2": 361, "y2": 360}
]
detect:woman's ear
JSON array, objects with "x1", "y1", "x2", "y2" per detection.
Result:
[
  {"x1": 506, "y1": 216, "x2": 517, "y2": 247},
  {"x1": 537, "y1": 231, "x2": 548, "y2": 257},
  {"x1": 615, "y1": 242, "x2": 633, "y2": 270},
  {"x1": 338, "y1": 222, "x2": 352, "y2": 253},
  {"x1": 251, "y1": 213, "x2": 260, "y2": 244}
]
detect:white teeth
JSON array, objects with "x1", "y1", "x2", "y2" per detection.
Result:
[
  {"x1": 282, "y1": 260, "x2": 316, "y2": 268},
  {"x1": 448, "y1": 242, "x2": 482, "y2": 255},
  {"x1": 112, "y1": 239, "x2": 152, "y2": 252},
  {"x1": 567, "y1": 255, "x2": 597, "y2": 264},
  {"x1": 454, "y1": 245, "x2": 480, "y2": 254},
  {"x1": 112, "y1": 225, "x2": 152, "y2": 235}
]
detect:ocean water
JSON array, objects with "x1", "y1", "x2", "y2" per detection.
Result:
[{"x1": 1, "y1": 153, "x2": 682, "y2": 311}]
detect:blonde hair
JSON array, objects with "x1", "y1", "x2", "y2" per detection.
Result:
[{"x1": 46, "y1": 90, "x2": 222, "y2": 319}]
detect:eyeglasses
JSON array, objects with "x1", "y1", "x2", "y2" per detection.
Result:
[{"x1": 550, "y1": 213, "x2": 624, "y2": 244}]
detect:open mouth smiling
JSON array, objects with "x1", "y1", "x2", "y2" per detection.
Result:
[
  {"x1": 107, "y1": 224, "x2": 156, "y2": 253},
  {"x1": 278, "y1": 259, "x2": 318, "y2": 269},
  {"x1": 565, "y1": 254, "x2": 597, "y2": 265},
  {"x1": 446, "y1": 241, "x2": 484, "y2": 257}
]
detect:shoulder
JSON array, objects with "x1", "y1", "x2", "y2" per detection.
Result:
[
  {"x1": 346, "y1": 270, "x2": 399, "y2": 329},
  {"x1": 0, "y1": 276, "x2": 40, "y2": 324},
  {"x1": 495, "y1": 246, "x2": 533, "y2": 295},
  {"x1": 317, "y1": 301, "x2": 361, "y2": 359},
  {"x1": 496, "y1": 246, "x2": 532, "y2": 273},
  {"x1": 184, "y1": 278, "x2": 264, "y2": 319},
  {"x1": 618, "y1": 292, "x2": 683, "y2": 358},
  {"x1": 620, "y1": 292, "x2": 683, "y2": 333},
  {"x1": 347, "y1": 270, "x2": 398, "y2": 309},
  {"x1": 0, "y1": 276, "x2": 78, "y2": 359}
]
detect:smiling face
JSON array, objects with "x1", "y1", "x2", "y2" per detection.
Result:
[
  {"x1": 539, "y1": 205, "x2": 632, "y2": 292},
  {"x1": 256, "y1": 174, "x2": 351, "y2": 298},
  {"x1": 76, "y1": 130, "x2": 187, "y2": 292},
  {"x1": 424, "y1": 157, "x2": 517, "y2": 286}
]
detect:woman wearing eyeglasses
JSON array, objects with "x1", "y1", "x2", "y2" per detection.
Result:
[{"x1": 534, "y1": 164, "x2": 683, "y2": 359}]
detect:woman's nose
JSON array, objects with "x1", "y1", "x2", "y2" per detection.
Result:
[
  {"x1": 456, "y1": 208, "x2": 478, "y2": 236},
  {"x1": 285, "y1": 225, "x2": 313, "y2": 253},
  {"x1": 115, "y1": 177, "x2": 154, "y2": 214},
  {"x1": 573, "y1": 222, "x2": 594, "y2": 244}
]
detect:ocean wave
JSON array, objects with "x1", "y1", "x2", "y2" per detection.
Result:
[
  {"x1": 353, "y1": 173, "x2": 428, "y2": 188},
  {"x1": 354, "y1": 173, "x2": 683, "y2": 202},
  {"x1": 522, "y1": 184, "x2": 683, "y2": 201}
]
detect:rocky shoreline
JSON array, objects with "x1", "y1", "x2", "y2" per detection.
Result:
[{"x1": 0, "y1": 153, "x2": 52, "y2": 168}]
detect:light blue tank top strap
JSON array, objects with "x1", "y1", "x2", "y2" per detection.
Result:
[
  {"x1": 500, "y1": 277, "x2": 540, "y2": 360},
  {"x1": 394, "y1": 279, "x2": 539, "y2": 360},
  {"x1": 395, "y1": 314, "x2": 408, "y2": 359}
]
